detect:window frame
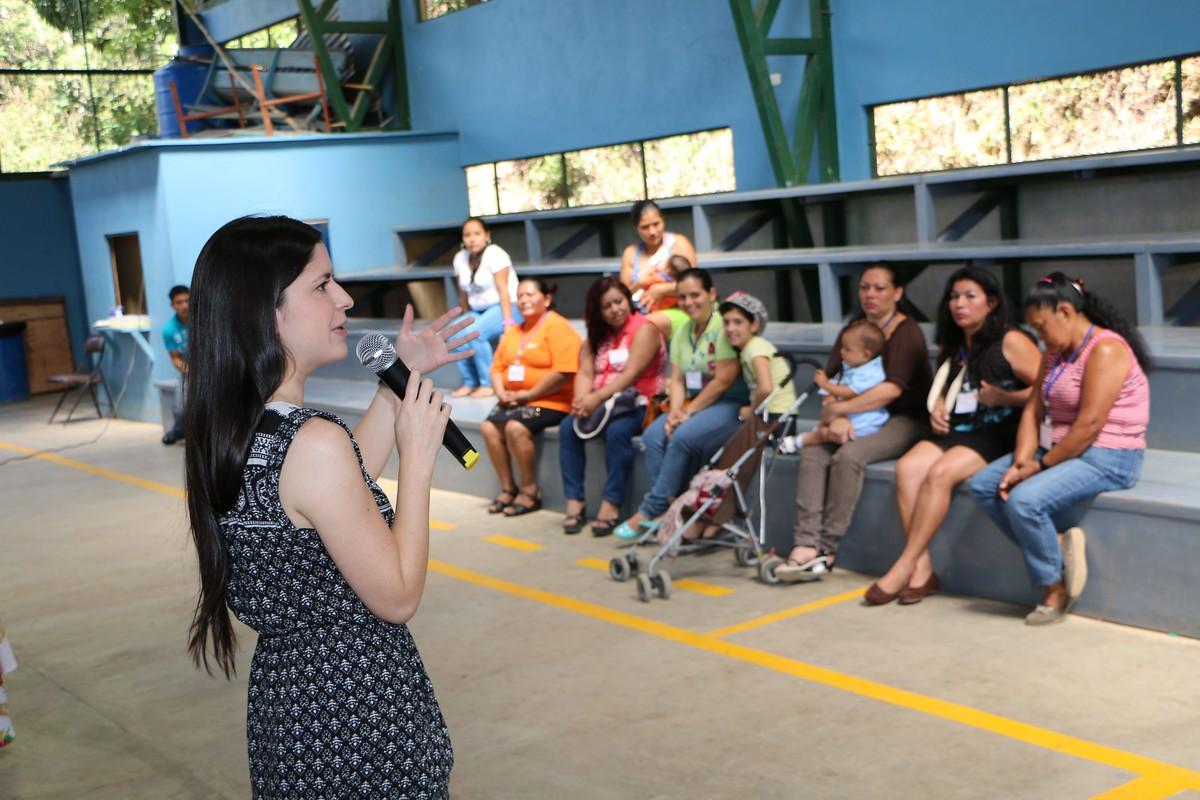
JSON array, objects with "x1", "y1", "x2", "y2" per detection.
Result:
[{"x1": 868, "y1": 51, "x2": 1198, "y2": 178}]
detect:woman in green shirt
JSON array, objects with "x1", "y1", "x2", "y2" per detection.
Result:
[{"x1": 616, "y1": 268, "x2": 747, "y2": 539}]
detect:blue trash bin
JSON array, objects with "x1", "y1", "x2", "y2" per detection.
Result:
[{"x1": 0, "y1": 321, "x2": 31, "y2": 403}]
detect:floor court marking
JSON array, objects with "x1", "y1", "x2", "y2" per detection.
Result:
[
  {"x1": 429, "y1": 559, "x2": 1200, "y2": 792},
  {"x1": 376, "y1": 479, "x2": 456, "y2": 530},
  {"x1": 705, "y1": 585, "x2": 870, "y2": 638},
  {"x1": 482, "y1": 535, "x2": 543, "y2": 552},
  {"x1": 574, "y1": 558, "x2": 734, "y2": 597},
  {"x1": 1088, "y1": 773, "x2": 1199, "y2": 799},
  {"x1": 10, "y1": 440, "x2": 1199, "y2": 793}
]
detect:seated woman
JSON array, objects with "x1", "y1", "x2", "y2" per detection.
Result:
[
  {"x1": 777, "y1": 264, "x2": 933, "y2": 581},
  {"x1": 481, "y1": 278, "x2": 581, "y2": 517},
  {"x1": 968, "y1": 273, "x2": 1150, "y2": 626},
  {"x1": 559, "y1": 278, "x2": 666, "y2": 536},
  {"x1": 615, "y1": 268, "x2": 747, "y2": 540},
  {"x1": 864, "y1": 266, "x2": 1040, "y2": 605},
  {"x1": 451, "y1": 217, "x2": 521, "y2": 398},
  {"x1": 620, "y1": 200, "x2": 697, "y2": 314}
]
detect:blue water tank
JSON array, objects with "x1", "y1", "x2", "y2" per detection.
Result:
[
  {"x1": 0, "y1": 321, "x2": 30, "y2": 404},
  {"x1": 153, "y1": 45, "x2": 215, "y2": 138}
]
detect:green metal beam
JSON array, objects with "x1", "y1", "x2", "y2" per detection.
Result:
[
  {"x1": 764, "y1": 37, "x2": 819, "y2": 55},
  {"x1": 755, "y1": 0, "x2": 782, "y2": 34},
  {"x1": 729, "y1": 0, "x2": 795, "y2": 187},
  {"x1": 295, "y1": 0, "x2": 410, "y2": 132}
]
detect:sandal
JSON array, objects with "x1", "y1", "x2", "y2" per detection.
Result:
[
  {"x1": 562, "y1": 508, "x2": 587, "y2": 534},
  {"x1": 591, "y1": 517, "x2": 618, "y2": 537},
  {"x1": 774, "y1": 554, "x2": 834, "y2": 583},
  {"x1": 488, "y1": 487, "x2": 518, "y2": 514},
  {"x1": 503, "y1": 490, "x2": 542, "y2": 517}
]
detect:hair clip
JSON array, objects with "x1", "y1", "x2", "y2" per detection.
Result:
[
  {"x1": 1038, "y1": 277, "x2": 1054, "y2": 284},
  {"x1": 1070, "y1": 281, "x2": 1084, "y2": 295}
]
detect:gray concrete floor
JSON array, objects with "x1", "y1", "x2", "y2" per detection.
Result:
[{"x1": 1, "y1": 396, "x2": 1198, "y2": 799}]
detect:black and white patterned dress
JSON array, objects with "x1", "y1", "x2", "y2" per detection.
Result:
[{"x1": 221, "y1": 403, "x2": 453, "y2": 799}]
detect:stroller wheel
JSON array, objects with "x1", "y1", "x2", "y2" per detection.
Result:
[
  {"x1": 734, "y1": 543, "x2": 760, "y2": 567},
  {"x1": 635, "y1": 573, "x2": 653, "y2": 603},
  {"x1": 609, "y1": 557, "x2": 630, "y2": 582},
  {"x1": 627, "y1": 553, "x2": 639, "y2": 574},
  {"x1": 759, "y1": 555, "x2": 784, "y2": 585},
  {"x1": 651, "y1": 570, "x2": 672, "y2": 600}
]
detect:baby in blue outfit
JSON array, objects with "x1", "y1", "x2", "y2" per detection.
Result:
[{"x1": 779, "y1": 319, "x2": 888, "y2": 452}]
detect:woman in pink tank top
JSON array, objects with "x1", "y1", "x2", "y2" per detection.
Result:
[
  {"x1": 559, "y1": 278, "x2": 667, "y2": 536},
  {"x1": 968, "y1": 272, "x2": 1151, "y2": 626}
]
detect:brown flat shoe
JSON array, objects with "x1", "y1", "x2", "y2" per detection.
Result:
[
  {"x1": 864, "y1": 581, "x2": 899, "y2": 606},
  {"x1": 898, "y1": 573, "x2": 940, "y2": 605}
]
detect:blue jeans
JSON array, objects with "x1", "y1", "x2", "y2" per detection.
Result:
[
  {"x1": 637, "y1": 400, "x2": 743, "y2": 518},
  {"x1": 558, "y1": 410, "x2": 644, "y2": 508},
  {"x1": 967, "y1": 447, "x2": 1144, "y2": 588},
  {"x1": 453, "y1": 304, "x2": 521, "y2": 388}
]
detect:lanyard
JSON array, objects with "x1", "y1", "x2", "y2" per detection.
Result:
[
  {"x1": 881, "y1": 312, "x2": 898, "y2": 333},
  {"x1": 687, "y1": 310, "x2": 714, "y2": 367},
  {"x1": 515, "y1": 313, "x2": 550, "y2": 363},
  {"x1": 1043, "y1": 325, "x2": 1096, "y2": 408}
]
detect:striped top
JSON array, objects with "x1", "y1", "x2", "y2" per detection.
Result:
[{"x1": 1047, "y1": 329, "x2": 1149, "y2": 450}]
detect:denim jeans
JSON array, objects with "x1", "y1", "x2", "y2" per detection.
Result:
[
  {"x1": 967, "y1": 446, "x2": 1144, "y2": 588},
  {"x1": 558, "y1": 410, "x2": 644, "y2": 507},
  {"x1": 637, "y1": 399, "x2": 742, "y2": 518},
  {"x1": 453, "y1": 304, "x2": 521, "y2": 388}
]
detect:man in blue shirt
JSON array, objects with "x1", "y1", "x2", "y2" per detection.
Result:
[{"x1": 162, "y1": 285, "x2": 189, "y2": 445}]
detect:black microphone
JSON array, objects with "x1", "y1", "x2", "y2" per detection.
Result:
[{"x1": 356, "y1": 333, "x2": 480, "y2": 470}]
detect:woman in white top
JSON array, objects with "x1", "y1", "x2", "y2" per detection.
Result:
[
  {"x1": 619, "y1": 200, "x2": 697, "y2": 312},
  {"x1": 452, "y1": 217, "x2": 522, "y2": 398}
]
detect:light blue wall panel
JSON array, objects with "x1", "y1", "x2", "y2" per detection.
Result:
[{"x1": 64, "y1": 132, "x2": 463, "y2": 420}]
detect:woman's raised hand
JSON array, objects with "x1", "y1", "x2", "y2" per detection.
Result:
[
  {"x1": 395, "y1": 304, "x2": 479, "y2": 374},
  {"x1": 393, "y1": 368, "x2": 451, "y2": 474}
]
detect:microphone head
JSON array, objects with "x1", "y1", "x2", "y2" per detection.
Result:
[{"x1": 356, "y1": 333, "x2": 397, "y2": 374}]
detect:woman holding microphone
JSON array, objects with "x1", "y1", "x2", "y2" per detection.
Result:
[{"x1": 184, "y1": 216, "x2": 474, "y2": 798}]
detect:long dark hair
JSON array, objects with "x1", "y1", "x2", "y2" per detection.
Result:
[
  {"x1": 584, "y1": 277, "x2": 633, "y2": 354},
  {"x1": 185, "y1": 215, "x2": 323, "y2": 678},
  {"x1": 935, "y1": 266, "x2": 1010, "y2": 369},
  {"x1": 1025, "y1": 272, "x2": 1152, "y2": 372},
  {"x1": 630, "y1": 199, "x2": 661, "y2": 227}
]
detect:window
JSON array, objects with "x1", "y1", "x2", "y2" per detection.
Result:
[
  {"x1": 419, "y1": 0, "x2": 490, "y2": 23},
  {"x1": 465, "y1": 128, "x2": 736, "y2": 216},
  {"x1": 227, "y1": 18, "x2": 301, "y2": 49},
  {"x1": 872, "y1": 55, "x2": 1196, "y2": 176}
]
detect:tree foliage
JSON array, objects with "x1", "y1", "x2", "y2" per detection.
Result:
[{"x1": 0, "y1": 0, "x2": 176, "y2": 172}]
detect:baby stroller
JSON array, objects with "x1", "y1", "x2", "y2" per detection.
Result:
[{"x1": 608, "y1": 356, "x2": 824, "y2": 601}]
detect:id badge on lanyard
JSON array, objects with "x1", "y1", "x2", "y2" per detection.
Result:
[
  {"x1": 609, "y1": 347, "x2": 629, "y2": 368},
  {"x1": 685, "y1": 371, "x2": 704, "y2": 391},
  {"x1": 507, "y1": 363, "x2": 526, "y2": 383},
  {"x1": 954, "y1": 379, "x2": 979, "y2": 415},
  {"x1": 1039, "y1": 417, "x2": 1054, "y2": 451}
]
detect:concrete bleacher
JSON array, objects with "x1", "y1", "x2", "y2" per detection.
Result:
[{"x1": 157, "y1": 146, "x2": 1200, "y2": 637}]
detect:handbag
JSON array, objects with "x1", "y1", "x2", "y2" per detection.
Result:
[
  {"x1": 927, "y1": 358, "x2": 965, "y2": 415},
  {"x1": 573, "y1": 387, "x2": 646, "y2": 439}
]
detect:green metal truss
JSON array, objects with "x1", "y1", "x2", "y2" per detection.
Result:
[
  {"x1": 295, "y1": 0, "x2": 410, "y2": 131},
  {"x1": 729, "y1": 0, "x2": 839, "y2": 186}
]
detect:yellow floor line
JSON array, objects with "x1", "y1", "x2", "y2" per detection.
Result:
[
  {"x1": 706, "y1": 585, "x2": 870, "y2": 638},
  {"x1": 10, "y1": 442, "x2": 1198, "y2": 790},
  {"x1": 1088, "y1": 773, "x2": 1200, "y2": 799},
  {"x1": 0, "y1": 440, "x2": 185, "y2": 498},
  {"x1": 428, "y1": 559, "x2": 1200, "y2": 790},
  {"x1": 482, "y1": 534, "x2": 543, "y2": 552},
  {"x1": 574, "y1": 558, "x2": 733, "y2": 597},
  {"x1": 671, "y1": 578, "x2": 734, "y2": 597},
  {"x1": 375, "y1": 478, "x2": 456, "y2": 530}
]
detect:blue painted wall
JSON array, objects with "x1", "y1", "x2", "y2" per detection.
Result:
[
  {"x1": 0, "y1": 174, "x2": 89, "y2": 366},
  {"x1": 66, "y1": 132, "x2": 464, "y2": 420},
  {"x1": 401, "y1": 0, "x2": 812, "y2": 191},
  {"x1": 398, "y1": 0, "x2": 1200, "y2": 185}
]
